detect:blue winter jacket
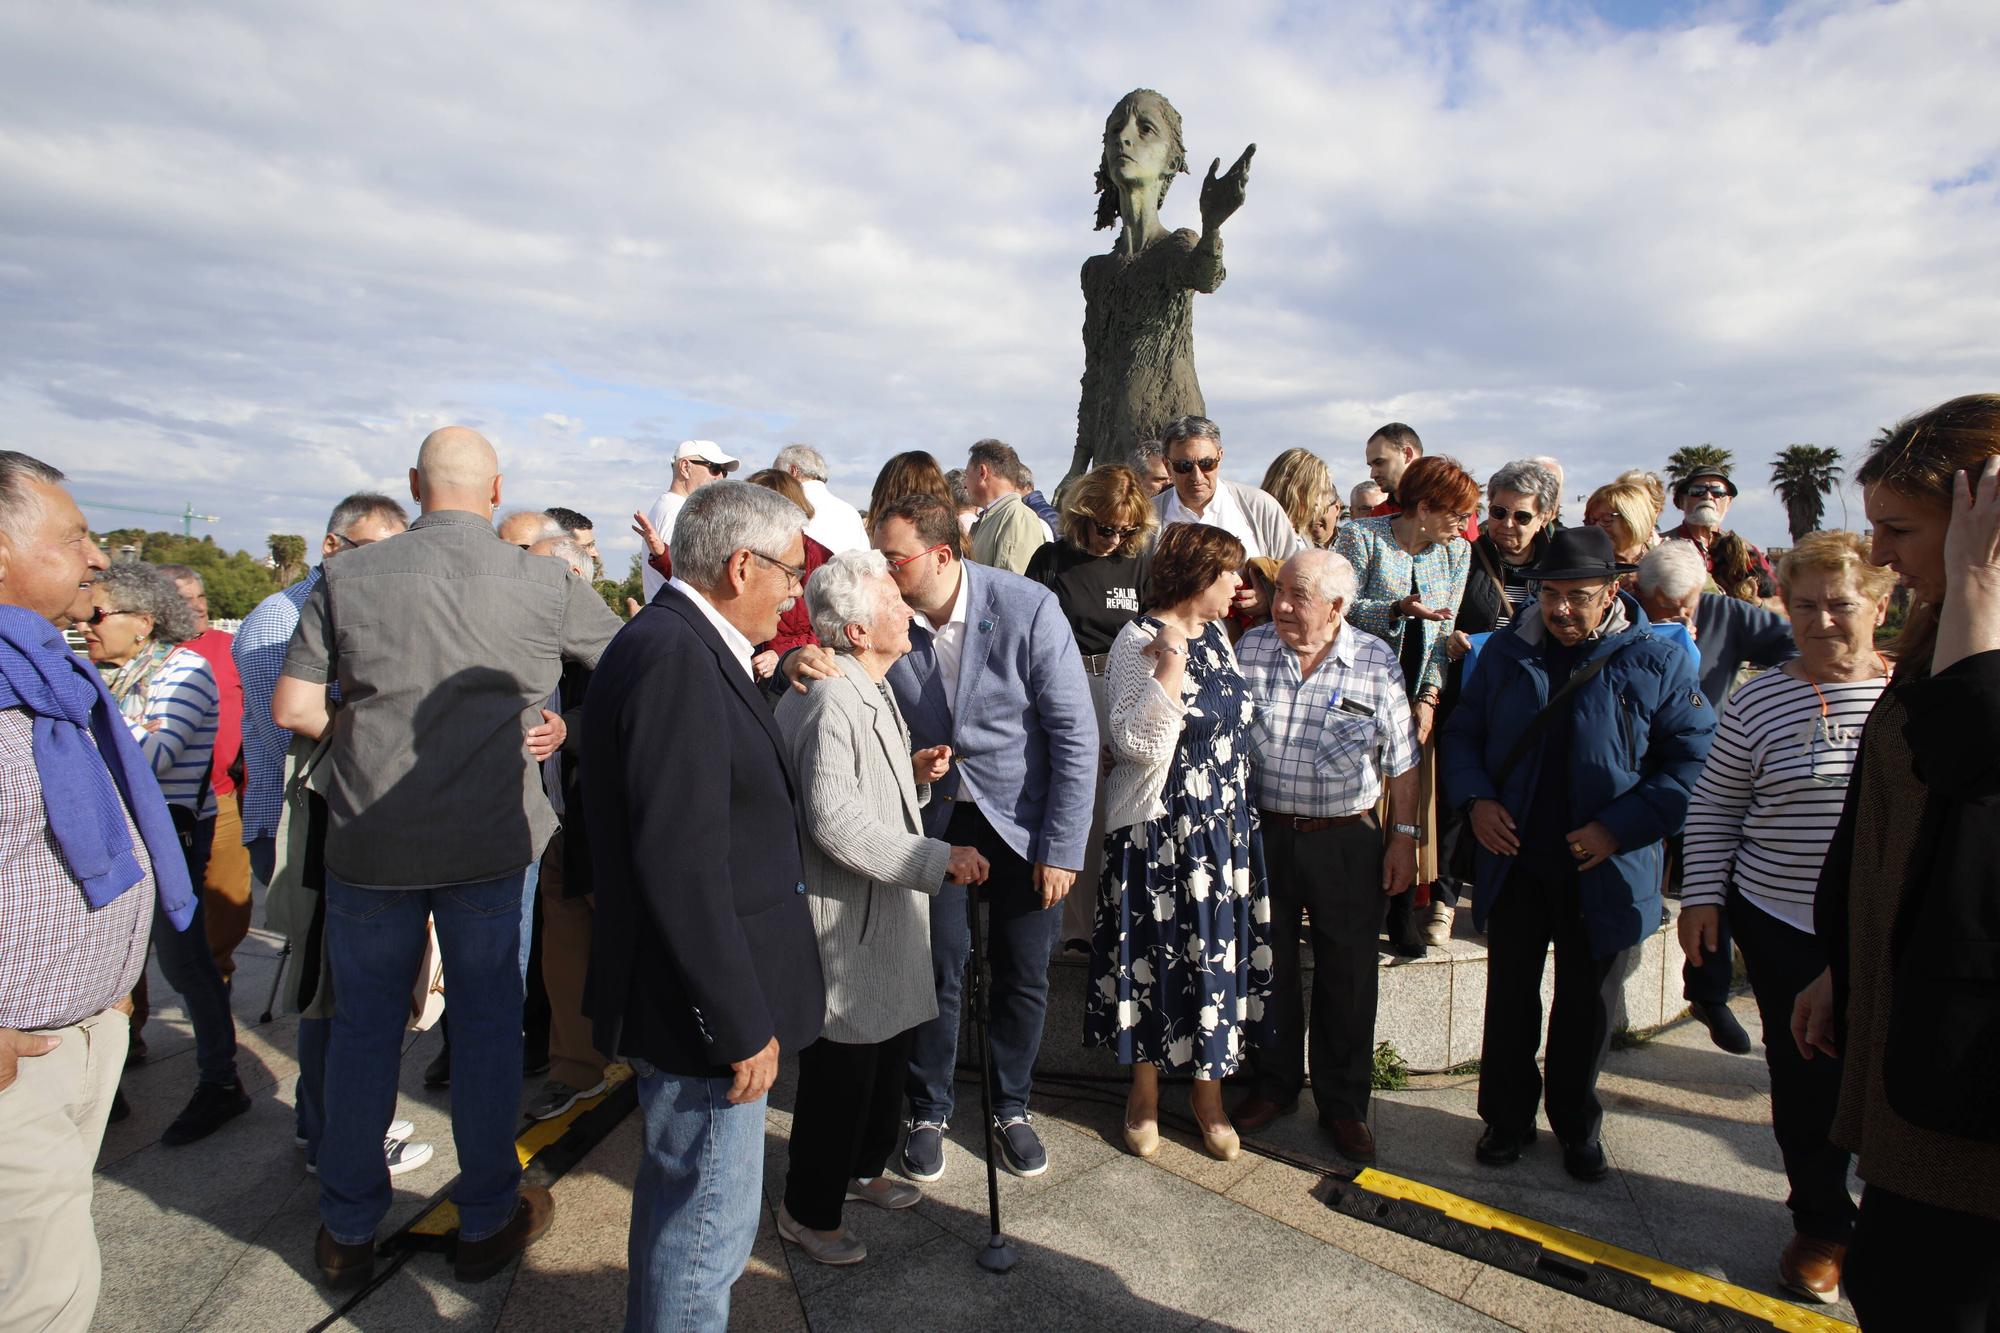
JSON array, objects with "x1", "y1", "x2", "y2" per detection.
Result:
[{"x1": 1439, "y1": 592, "x2": 1715, "y2": 957}]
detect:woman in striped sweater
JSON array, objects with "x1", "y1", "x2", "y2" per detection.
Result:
[
  {"x1": 82, "y1": 562, "x2": 247, "y2": 1144},
  {"x1": 1679, "y1": 530, "x2": 1896, "y2": 1304}
]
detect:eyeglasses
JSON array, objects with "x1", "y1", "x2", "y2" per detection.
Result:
[
  {"x1": 1683, "y1": 484, "x2": 1729, "y2": 499},
  {"x1": 884, "y1": 543, "x2": 948, "y2": 570},
  {"x1": 748, "y1": 550, "x2": 806, "y2": 587},
  {"x1": 1537, "y1": 584, "x2": 1613, "y2": 608},
  {"x1": 1091, "y1": 521, "x2": 1142, "y2": 539},
  {"x1": 1583, "y1": 512, "x2": 1620, "y2": 530},
  {"x1": 1171, "y1": 456, "x2": 1220, "y2": 475},
  {"x1": 1488, "y1": 505, "x2": 1537, "y2": 525},
  {"x1": 85, "y1": 607, "x2": 141, "y2": 626}
]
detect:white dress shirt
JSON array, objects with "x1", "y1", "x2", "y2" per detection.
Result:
[
  {"x1": 640, "y1": 490, "x2": 690, "y2": 601},
  {"x1": 669, "y1": 576, "x2": 754, "y2": 681},
  {"x1": 1162, "y1": 481, "x2": 1263, "y2": 558},
  {"x1": 800, "y1": 478, "x2": 871, "y2": 555},
  {"x1": 916, "y1": 567, "x2": 970, "y2": 713}
]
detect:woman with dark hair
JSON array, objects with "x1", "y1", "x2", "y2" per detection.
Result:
[
  {"x1": 1086, "y1": 523, "x2": 1273, "y2": 1164},
  {"x1": 1790, "y1": 395, "x2": 2000, "y2": 1328},
  {"x1": 1027, "y1": 465, "x2": 1155, "y2": 952},
  {"x1": 864, "y1": 452, "x2": 954, "y2": 532}
]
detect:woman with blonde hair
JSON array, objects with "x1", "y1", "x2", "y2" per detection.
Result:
[
  {"x1": 1584, "y1": 476, "x2": 1662, "y2": 573},
  {"x1": 1260, "y1": 448, "x2": 1339, "y2": 547}
]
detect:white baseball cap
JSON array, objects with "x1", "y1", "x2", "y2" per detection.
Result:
[{"x1": 675, "y1": 439, "x2": 740, "y2": 473}]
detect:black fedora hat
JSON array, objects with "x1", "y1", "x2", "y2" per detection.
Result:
[{"x1": 1525, "y1": 525, "x2": 1637, "y2": 581}]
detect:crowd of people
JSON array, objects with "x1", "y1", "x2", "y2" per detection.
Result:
[{"x1": 2, "y1": 397, "x2": 1997, "y2": 1331}]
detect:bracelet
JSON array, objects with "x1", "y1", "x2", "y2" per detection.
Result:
[
  {"x1": 1390, "y1": 822, "x2": 1422, "y2": 840},
  {"x1": 1154, "y1": 643, "x2": 1187, "y2": 657}
]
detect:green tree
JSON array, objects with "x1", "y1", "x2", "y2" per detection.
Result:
[
  {"x1": 1664, "y1": 444, "x2": 1734, "y2": 487},
  {"x1": 268, "y1": 534, "x2": 307, "y2": 585},
  {"x1": 596, "y1": 553, "x2": 647, "y2": 619},
  {"x1": 95, "y1": 530, "x2": 280, "y2": 620},
  {"x1": 1770, "y1": 445, "x2": 1844, "y2": 542}
]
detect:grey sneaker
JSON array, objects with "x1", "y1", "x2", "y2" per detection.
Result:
[
  {"x1": 845, "y1": 1176, "x2": 921, "y2": 1210},
  {"x1": 528, "y1": 1078, "x2": 609, "y2": 1122},
  {"x1": 776, "y1": 1205, "x2": 867, "y2": 1266}
]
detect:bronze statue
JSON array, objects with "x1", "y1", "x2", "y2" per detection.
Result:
[{"x1": 1068, "y1": 89, "x2": 1254, "y2": 485}]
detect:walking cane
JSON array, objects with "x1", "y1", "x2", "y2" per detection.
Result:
[
  {"x1": 258, "y1": 940, "x2": 291, "y2": 1025},
  {"x1": 965, "y1": 884, "x2": 1018, "y2": 1274}
]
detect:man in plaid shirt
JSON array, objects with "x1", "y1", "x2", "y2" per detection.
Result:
[{"x1": 1230, "y1": 548, "x2": 1421, "y2": 1166}]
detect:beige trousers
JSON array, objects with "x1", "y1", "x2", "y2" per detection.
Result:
[
  {"x1": 537, "y1": 837, "x2": 607, "y2": 1091},
  {"x1": 0, "y1": 1007, "x2": 129, "y2": 1333},
  {"x1": 202, "y1": 791, "x2": 253, "y2": 980}
]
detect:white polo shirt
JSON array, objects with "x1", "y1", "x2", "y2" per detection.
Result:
[{"x1": 1163, "y1": 481, "x2": 1264, "y2": 558}]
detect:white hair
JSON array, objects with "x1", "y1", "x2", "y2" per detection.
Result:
[
  {"x1": 773, "y1": 443, "x2": 828, "y2": 481},
  {"x1": 497, "y1": 510, "x2": 563, "y2": 545},
  {"x1": 547, "y1": 538, "x2": 592, "y2": 579},
  {"x1": 671, "y1": 480, "x2": 802, "y2": 590},
  {"x1": 806, "y1": 548, "x2": 893, "y2": 651},
  {"x1": 1486, "y1": 460, "x2": 1560, "y2": 515},
  {"x1": 1285, "y1": 548, "x2": 1359, "y2": 609},
  {"x1": 1636, "y1": 539, "x2": 1707, "y2": 599}
]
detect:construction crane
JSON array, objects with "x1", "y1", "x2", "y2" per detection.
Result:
[{"x1": 78, "y1": 499, "x2": 222, "y2": 538}]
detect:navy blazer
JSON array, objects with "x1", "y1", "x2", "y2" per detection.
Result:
[
  {"x1": 886, "y1": 562, "x2": 1097, "y2": 870},
  {"x1": 582, "y1": 585, "x2": 825, "y2": 1077}
]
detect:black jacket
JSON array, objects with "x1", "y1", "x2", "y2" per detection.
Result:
[{"x1": 581, "y1": 586, "x2": 825, "y2": 1077}]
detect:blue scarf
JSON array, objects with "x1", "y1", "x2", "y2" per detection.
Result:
[{"x1": 0, "y1": 605, "x2": 195, "y2": 928}]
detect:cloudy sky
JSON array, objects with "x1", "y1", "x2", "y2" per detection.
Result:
[{"x1": 3, "y1": 0, "x2": 1995, "y2": 565}]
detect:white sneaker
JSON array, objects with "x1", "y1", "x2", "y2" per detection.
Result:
[
  {"x1": 386, "y1": 1119, "x2": 414, "y2": 1143},
  {"x1": 305, "y1": 1135, "x2": 434, "y2": 1177}
]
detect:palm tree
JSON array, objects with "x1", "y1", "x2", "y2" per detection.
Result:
[
  {"x1": 1770, "y1": 444, "x2": 1844, "y2": 542},
  {"x1": 1665, "y1": 444, "x2": 1734, "y2": 487}
]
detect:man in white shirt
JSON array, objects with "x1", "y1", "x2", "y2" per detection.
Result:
[
  {"x1": 773, "y1": 443, "x2": 870, "y2": 555},
  {"x1": 1150, "y1": 414, "x2": 1303, "y2": 562},
  {"x1": 640, "y1": 440, "x2": 740, "y2": 600}
]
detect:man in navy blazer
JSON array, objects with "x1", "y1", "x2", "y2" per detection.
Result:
[
  {"x1": 867, "y1": 492, "x2": 1096, "y2": 1180},
  {"x1": 583, "y1": 481, "x2": 825, "y2": 1331}
]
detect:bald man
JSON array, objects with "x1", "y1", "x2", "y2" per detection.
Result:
[
  {"x1": 499, "y1": 510, "x2": 563, "y2": 549},
  {"x1": 273, "y1": 425, "x2": 624, "y2": 1288}
]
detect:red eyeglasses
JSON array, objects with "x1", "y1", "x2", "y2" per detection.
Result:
[{"x1": 885, "y1": 543, "x2": 948, "y2": 570}]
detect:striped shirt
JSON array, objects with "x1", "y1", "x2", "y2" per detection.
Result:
[
  {"x1": 234, "y1": 568, "x2": 322, "y2": 840},
  {"x1": 1682, "y1": 665, "x2": 1888, "y2": 932},
  {"x1": 1490, "y1": 561, "x2": 1536, "y2": 633},
  {"x1": 127, "y1": 648, "x2": 220, "y2": 816},
  {"x1": 1237, "y1": 621, "x2": 1419, "y2": 818}
]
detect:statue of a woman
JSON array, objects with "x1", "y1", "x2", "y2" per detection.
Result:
[{"x1": 1068, "y1": 89, "x2": 1254, "y2": 485}]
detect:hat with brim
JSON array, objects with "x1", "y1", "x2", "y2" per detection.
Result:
[
  {"x1": 1673, "y1": 466, "x2": 1738, "y2": 501},
  {"x1": 676, "y1": 439, "x2": 741, "y2": 473},
  {"x1": 1524, "y1": 525, "x2": 1637, "y2": 582}
]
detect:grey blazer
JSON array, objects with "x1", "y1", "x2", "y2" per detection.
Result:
[{"x1": 775, "y1": 655, "x2": 951, "y2": 1045}]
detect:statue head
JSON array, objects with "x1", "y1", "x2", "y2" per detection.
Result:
[{"x1": 1094, "y1": 89, "x2": 1188, "y2": 231}]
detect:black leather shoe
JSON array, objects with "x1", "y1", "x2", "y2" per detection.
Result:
[
  {"x1": 1690, "y1": 1001, "x2": 1753, "y2": 1055},
  {"x1": 423, "y1": 1045, "x2": 451, "y2": 1088},
  {"x1": 316, "y1": 1225, "x2": 376, "y2": 1288},
  {"x1": 160, "y1": 1079, "x2": 251, "y2": 1146},
  {"x1": 1475, "y1": 1125, "x2": 1536, "y2": 1166},
  {"x1": 1562, "y1": 1138, "x2": 1608, "y2": 1182},
  {"x1": 454, "y1": 1187, "x2": 556, "y2": 1282}
]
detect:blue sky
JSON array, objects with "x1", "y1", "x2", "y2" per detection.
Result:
[{"x1": 2, "y1": 0, "x2": 1995, "y2": 563}]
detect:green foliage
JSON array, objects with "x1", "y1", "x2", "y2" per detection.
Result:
[
  {"x1": 1770, "y1": 444, "x2": 1844, "y2": 543},
  {"x1": 597, "y1": 552, "x2": 647, "y2": 618},
  {"x1": 1664, "y1": 444, "x2": 1734, "y2": 485},
  {"x1": 95, "y1": 529, "x2": 280, "y2": 620},
  {"x1": 1370, "y1": 1040, "x2": 1410, "y2": 1091},
  {"x1": 1444, "y1": 1058, "x2": 1481, "y2": 1076},
  {"x1": 268, "y1": 533, "x2": 308, "y2": 585}
]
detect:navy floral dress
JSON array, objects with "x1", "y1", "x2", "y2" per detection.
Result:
[{"x1": 1085, "y1": 619, "x2": 1275, "y2": 1075}]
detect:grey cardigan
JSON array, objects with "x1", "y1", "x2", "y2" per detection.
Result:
[{"x1": 775, "y1": 655, "x2": 952, "y2": 1045}]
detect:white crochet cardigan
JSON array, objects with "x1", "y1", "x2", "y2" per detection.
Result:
[{"x1": 1102, "y1": 617, "x2": 1238, "y2": 833}]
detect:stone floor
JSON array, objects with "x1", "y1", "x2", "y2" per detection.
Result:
[{"x1": 94, "y1": 922, "x2": 1858, "y2": 1331}]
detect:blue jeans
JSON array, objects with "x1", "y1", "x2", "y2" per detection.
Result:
[
  {"x1": 906, "y1": 804, "x2": 1062, "y2": 1124},
  {"x1": 625, "y1": 1060, "x2": 766, "y2": 1333},
  {"x1": 518, "y1": 860, "x2": 540, "y2": 984},
  {"x1": 319, "y1": 869, "x2": 526, "y2": 1244},
  {"x1": 154, "y1": 808, "x2": 238, "y2": 1086}
]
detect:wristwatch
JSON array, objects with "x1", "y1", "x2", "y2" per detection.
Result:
[{"x1": 1390, "y1": 822, "x2": 1422, "y2": 840}]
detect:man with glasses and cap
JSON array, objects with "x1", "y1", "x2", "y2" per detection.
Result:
[
  {"x1": 1150, "y1": 414, "x2": 1303, "y2": 562},
  {"x1": 1440, "y1": 526, "x2": 1713, "y2": 1184},
  {"x1": 640, "y1": 440, "x2": 741, "y2": 602},
  {"x1": 1664, "y1": 464, "x2": 1777, "y2": 598}
]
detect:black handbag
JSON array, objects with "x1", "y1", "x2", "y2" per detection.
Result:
[{"x1": 1446, "y1": 648, "x2": 1617, "y2": 884}]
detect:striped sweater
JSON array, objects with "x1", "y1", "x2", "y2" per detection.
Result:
[
  {"x1": 132, "y1": 647, "x2": 220, "y2": 817},
  {"x1": 1681, "y1": 664, "x2": 1887, "y2": 933}
]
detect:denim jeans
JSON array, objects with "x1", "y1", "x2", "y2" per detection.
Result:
[
  {"x1": 246, "y1": 835, "x2": 275, "y2": 889},
  {"x1": 625, "y1": 1059, "x2": 766, "y2": 1333},
  {"x1": 154, "y1": 808, "x2": 238, "y2": 1087},
  {"x1": 517, "y1": 860, "x2": 541, "y2": 984},
  {"x1": 319, "y1": 869, "x2": 526, "y2": 1244},
  {"x1": 906, "y1": 804, "x2": 1062, "y2": 1124}
]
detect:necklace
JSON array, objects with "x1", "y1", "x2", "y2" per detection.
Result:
[{"x1": 1794, "y1": 653, "x2": 1888, "y2": 783}]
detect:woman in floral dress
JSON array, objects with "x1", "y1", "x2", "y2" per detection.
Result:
[{"x1": 1087, "y1": 522, "x2": 1274, "y2": 1163}]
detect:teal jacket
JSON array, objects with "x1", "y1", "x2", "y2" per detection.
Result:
[{"x1": 1440, "y1": 592, "x2": 1715, "y2": 957}]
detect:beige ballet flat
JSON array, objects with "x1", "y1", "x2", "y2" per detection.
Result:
[{"x1": 1123, "y1": 1121, "x2": 1161, "y2": 1159}]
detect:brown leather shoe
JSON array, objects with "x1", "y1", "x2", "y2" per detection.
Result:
[
  {"x1": 1230, "y1": 1095, "x2": 1297, "y2": 1135},
  {"x1": 454, "y1": 1187, "x2": 556, "y2": 1283},
  {"x1": 315, "y1": 1225, "x2": 375, "y2": 1289},
  {"x1": 1777, "y1": 1233, "x2": 1844, "y2": 1304},
  {"x1": 1323, "y1": 1118, "x2": 1377, "y2": 1165}
]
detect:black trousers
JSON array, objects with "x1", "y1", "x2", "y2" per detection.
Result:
[
  {"x1": 1846, "y1": 1185, "x2": 2000, "y2": 1331},
  {"x1": 1728, "y1": 889, "x2": 1856, "y2": 1244},
  {"x1": 1671, "y1": 832, "x2": 1736, "y2": 1005},
  {"x1": 1252, "y1": 819, "x2": 1384, "y2": 1122},
  {"x1": 784, "y1": 1026, "x2": 916, "y2": 1231},
  {"x1": 1478, "y1": 865, "x2": 1626, "y2": 1144}
]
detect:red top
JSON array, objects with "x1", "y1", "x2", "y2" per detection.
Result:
[
  {"x1": 646, "y1": 533, "x2": 831, "y2": 656},
  {"x1": 181, "y1": 627, "x2": 242, "y2": 795}
]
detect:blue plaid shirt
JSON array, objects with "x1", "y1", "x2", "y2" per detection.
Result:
[
  {"x1": 1238, "y1": 620, "x2": 1419, "y2": 817},
  {"x1": 232, "y1": 567, "x2": 324, "y2": 841}
]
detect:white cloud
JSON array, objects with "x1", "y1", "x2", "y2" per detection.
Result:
[{"x1": 0, "y1": 0, "x2": 1994, "y2": 562}]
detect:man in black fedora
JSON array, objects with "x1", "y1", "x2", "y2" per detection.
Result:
[{"x1": 1440, "y1": 526, "x2": 1714, "y2": 1181}]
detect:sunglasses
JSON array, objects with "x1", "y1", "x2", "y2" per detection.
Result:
[
  {"x1": 687, "y1": 459, "x2": 728, "y2": 476},
  {"x1": 84, "y1": 607, "x2": 142, "y2": 626},
  {"x1": 885, "y1": 542, "x2": 948, "y2": 570},
  {"x1": 1171, "y1": 456, "x2": 1220, "y2": 475},
  {"x1": 1092, "y1": 521, "x2": 1142, "y2": 539},
  {"x1": 1683, "y1": 484, "x2": 1729, "y2": 499},
  {"x1": 1488, "y1": 505, "x2": 1537, "y2": 525}
]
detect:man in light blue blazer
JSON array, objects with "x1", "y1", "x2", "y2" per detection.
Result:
[{"x1": 868, "y1": 491, "x2": 1096, "y2": 1181}]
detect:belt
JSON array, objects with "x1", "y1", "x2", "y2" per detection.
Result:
[
  {"x1": 1080, "y1": 652, "x2": 1110, "y2": 676},
  {"x1": 1259, "y1": 810, "x2": 1373, "y2": 834}
]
